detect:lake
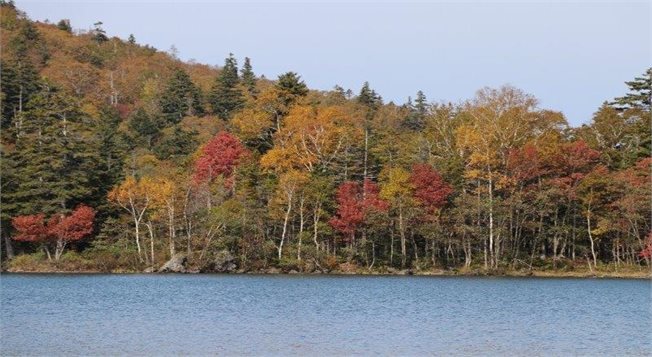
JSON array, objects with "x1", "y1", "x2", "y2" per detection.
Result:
[{"x1": 1, "y1": 274, "x2": 650, "y2": 356}]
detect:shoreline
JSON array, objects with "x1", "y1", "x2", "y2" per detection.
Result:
[{"x1": 3, "y1": 268, "x2": 650, "y2": 279}]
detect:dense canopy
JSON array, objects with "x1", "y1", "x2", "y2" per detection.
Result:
[{"x1": 1, "y1": 2, "x2": 650, "y2": 274}]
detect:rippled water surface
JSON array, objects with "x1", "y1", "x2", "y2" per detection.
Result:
[{"x1": 1, "y1": 274, "x2": 650, "y2": 356}]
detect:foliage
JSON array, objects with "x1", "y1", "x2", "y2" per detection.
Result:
[{"x1": 2, "y1": 5, "x2": 650, "y2": 273}]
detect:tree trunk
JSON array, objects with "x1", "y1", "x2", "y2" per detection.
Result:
[
  {"x1": 54, "y1": 239, "x2": 66, "y2": 261},
  {"x1": 399, "y1": 205, "x2": 406, "y2": 268},
  {"x1": 146, "y1": 221, "x2": 155, "y2": 267},
  {"x1": 586, "y1": 208, "x2": 598, "y2": 268},
  {"x1": 298, "y1": 197, "x2": 304, "y2": 261},
  {"x1": 278, "y1": 198, "x2": 292, "y2": 260},
  {"x1": 488, "y1": 171, "x2": 494, "y2": 268},
  {"x1": 312, "y1": 203, "x2": 321, "y2": 251},
  {"x1": 3, "y1": 235, "x2": 14, "y2": 260}
]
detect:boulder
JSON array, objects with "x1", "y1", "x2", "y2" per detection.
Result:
[
  {"x1": 201, "y1": 250, "x2": 237, "y2": 273},
  {"x1": 158, "y1": 254, "x2": 187, "y2": 273},
  {"x1": 265, "y1": 267, "x2": 281, "y2": 274}
]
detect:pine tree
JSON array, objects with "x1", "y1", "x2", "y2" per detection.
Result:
[
  {"x1": 276, "y1": 71, "x2": 308, "y2": 107},
  {"x1": 0, "y1": 59, "x2": 39, "y2": 130},
  {"x1": 128, "y1": 34, "x2": 136, "y2": 44},
  {"x1": 159, "y1": 68, "x2": 204, "y2": 124},
  {"x1": 153, "y1": 125, "x2": 198, "y2": 161},
  {"x1": 128, "y1": 107, "x2": 163, "y2": 148},
  {"x1": 240, "y1": 57, "x2": 258, "y2": 98},
  {"x1": 210, "y1": 53, "x2": 245, "y2": 120},
  {"x1": 357, "y1": 81, "x2": 382, "y2": 110},
  {"x1": 56, "y1": 19, "x2": 72, "y2": 33},
  {"x1": 404, "y1": 90, "x2": 427, "y2": 130},
  {"x1": 92, "y1": 21, "x2": 108, "y2": 43},
  {"x1": 6, "y1": 85, "x2": 100, "y2": 216},
  {"x1": 612, "y1": 68, "x2": 651, "y2": 111}
]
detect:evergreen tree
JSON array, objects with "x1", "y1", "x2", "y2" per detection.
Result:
[
  {"x1": 612, "y1": 68, "x2": 651, "y2": 111},
  {"x1": 94, "y1": 106, "x2": 125, "y2": 196},
  {"x1": 128, "y1": 107, "x2": 163, "y2": 148},
  {"x1": 159, "y1": 68, "x2": 204, "y2": 124},
  {"x1": 241, "y1": 57, "x2": 258, "y2": 98},
  {"x1": 127, "y1": 34, "x2": 136, "y2": 44},
  {"x1": 6, "y1": 85, "x2": 100, "y2": 216},
  {"x1": 403, "y1": 90, "x2": 427, "y2": 130},
  {"x1": 92, "y1": 21, "x2": 108, "y2": 43},
  {"x1": 0, "y1": 59, "x2": 39, "y2": 130},
  {"x1": 357, "y1": 81, "x2": 382, "y2": 110},
  {"x1": 276, "y1": 71, "x2": 308, "y2": 107},
  {"x1": 210, "y1": 53, "x2": 245, "y2": 120},
  {"x1": 153, "y1": 125, "x2": 198, "y2": 161},
  {"x1": 56, "y1": 19, "x2": 72, "y2": 33}
]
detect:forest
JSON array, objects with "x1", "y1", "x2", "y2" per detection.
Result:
[{"x1": 1, "y1": 2, "x2": 651, "y2": 275}]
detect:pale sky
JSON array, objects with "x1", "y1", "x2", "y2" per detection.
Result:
[{"x1": 16, "y1": 0, "x2": 652, "y2": 126}]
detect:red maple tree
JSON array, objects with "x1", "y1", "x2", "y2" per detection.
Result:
[
  {"x1": 11, "y1": 205, "x2": 96, "y2": 260},
  {"x1": 330, "y1": 179, "x2": 387, "y2": 243},
  {"x1": 193, "y1": 131, "x2": 247, "y2": 187},
  {"x1": 410, "y1": 164, "x2": 452, "y2": 214},
  {"x1": 11, "y1": 214, "x2": 47, "y2": 242}
]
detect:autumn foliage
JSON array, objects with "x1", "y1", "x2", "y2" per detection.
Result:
[
  {"x1": 330, "y1": 179, "x2": 388, "y2": 240},
  {"x1": 193, "y1": 131, "x2": 247, "y2": 187},
  {"x1": 2, "y1": 4, "x2": 651, "y2": 273},
  {"x1": 11, "y1": 214, "x2": 47, "y2": 242},
  {"x1": 11, "y1": 205, "x2": 96, "y2": 260},
  {"x1": 410, "y1": 164, "x2": 452, "y2": 213}
]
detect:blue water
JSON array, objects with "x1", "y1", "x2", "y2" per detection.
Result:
[{"x1": 1, "y1": 274, "x2": 650, "y2": 356}]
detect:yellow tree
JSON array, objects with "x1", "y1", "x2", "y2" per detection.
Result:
[
  {"x1": 455, "y1": 85, "x2": 542, "y2": 269},
  {"x1": 380, "y1": 167, "x2": 414, "y2": 267},
  {"x1": 261, "y1": 104, "x2": 361, "y2": 173},
  {"x1": 108, "y1": 176, "x2": 167, "y2": 263},
  {"x1": 269, "y1": 170, "x2": 309, "y2": 260}
]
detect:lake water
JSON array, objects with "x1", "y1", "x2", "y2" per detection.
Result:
[{"x1": 1, "y1": 274, "x2": 650, "y2": 356}]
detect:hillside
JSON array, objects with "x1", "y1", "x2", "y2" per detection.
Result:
[{"x1": 1, "y1": 2, "x2": 651, "y2": 275}]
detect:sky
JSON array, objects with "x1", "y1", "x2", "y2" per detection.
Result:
[{"x1": 16, "y1": 0, "x2": 651, "y2": 126}]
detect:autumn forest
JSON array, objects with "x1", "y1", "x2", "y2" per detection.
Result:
[{"x1": 1, "y1": 2, "x2": 651, "y2": 275}]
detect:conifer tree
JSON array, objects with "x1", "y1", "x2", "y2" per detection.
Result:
[
  {"x1": 6, "y1": 85, "x2": 100, "y2": 216},
  {"x1": 612, "y1": 68, "x2": 651, "y2": 111},
  {"x1": 404, "y1": 90, "x2": 427, "y2": 130},
  {"x1": 92, "y1": 21, "x2": 108, "y2": 43},
  {"x1": 275, "y1": 71, "x2": 308, "y2": 107},
  {"x1": 56, "y1": 19, "x2": 72, "y2": 33},
  {"x1": 241, "y1": 57, "x2": 258, "y2": 98},
  {"x1": 159, "y1": 68, "x2": 204, "y2": 124},
  {"x1": 210, "y1": 53, "x2": 245, "y2": 120}
]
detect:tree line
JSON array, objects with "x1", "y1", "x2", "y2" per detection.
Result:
[{"x1": 1, "y1": 2, "x2": 650, "y2": 273}]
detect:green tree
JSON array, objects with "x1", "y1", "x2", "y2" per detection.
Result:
[
  {"x1": 241, "y1": 57, "x2": 258, "y2": 98},
  {"x1": 210, "y1": 53, "x2": 245, "y2": 120},
  {"x1": 6, "y1": 85, "x2": 100, "y2": 216},
  {"x1": 92, "y1": 21, "x2": 108, "y2": 43},
  {"x1": 56, "y1": 19, "x2": 72, "y2": 33},
  {"x1": 153, "y1": 125, "x2": 198, "y2": 161},
  {"x1": 276, "y1": 71, "x2": 308, "y2": 107},
  {"x1": 128, "y1": 108, "x2": 163, "y2": 148},
  {"x1": 612, "y1": 68, "x2": 651, "y2": 111},
  {"x1": 160, "y1": 68, "x2": 204, "y2": 124}
]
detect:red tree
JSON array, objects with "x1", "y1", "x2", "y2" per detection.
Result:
[
  {"x1": 410, "y1": 164, "x2": 452, "y2": 214},
  {"x1": 11, "y1": 205, "x2": 96, "y2": 261},
  {"x1": 193, "y1": 131, "x2": 247, "y2": 187},
  {"x1": 330, "y1": 179, "x2": 387, "y2": 244},
  {"x1": 11, "y1": 214, "x2": 47, "y2": 242},
  {"x1": 551, "y1": 140, "x2": 600, "y2": 199},
  {"x1": 507, "y1": 144, "x2": 545, "y2": 183}
]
